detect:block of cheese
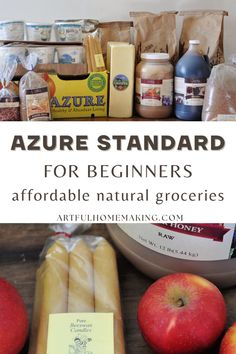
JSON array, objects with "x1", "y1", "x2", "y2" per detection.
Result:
[
  {"x1": 108, "y1": 43, "x2": 135, "y2": 118},
  {"x1": 106, "y1": 42, "x2": 128, "y2": 71}
]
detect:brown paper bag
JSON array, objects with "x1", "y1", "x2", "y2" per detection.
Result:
[
  {"x1": 98, "y1": 21, "x2": 132, "y2": 57},
  {"x1": 179, "y1": 10, "x2": 228, "y2": 66},
  {"x1": 130, "y1": 11, "x2": 178, "y2": 63}
]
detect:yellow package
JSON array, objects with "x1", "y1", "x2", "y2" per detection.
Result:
[{"x1": 47, "y1": 72, "x2": 108, "y2": 119}]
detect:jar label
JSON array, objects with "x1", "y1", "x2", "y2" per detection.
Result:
[
  {"x1": 118, "y1": 223, "x2": 236, "y2": 261},
  {"x1": 25, "y1": 87, "x2": 51, "y2": 121},
  {"x1": 136, "y1": 78, "x2": 173, "y2": 107},
  {"x1": 175, "y1": 77, "x2": 207, "y2": 106}
]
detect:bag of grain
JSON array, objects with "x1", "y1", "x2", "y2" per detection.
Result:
[
  {"x1": 202, "y1": 55, "x2": 236, "y2": 121},
  {"x1": 179, "y1": 10, "x2": 228, "y2": 66},
  {"x1": 130, "y1": 11, "x2": 178, "y2": 64},
  {"x1": 0, "y1": 57, "x2": 20, "y2": 121},
  {"x1": 19, "y1": 53, "x2": 51, "y2": 121}
]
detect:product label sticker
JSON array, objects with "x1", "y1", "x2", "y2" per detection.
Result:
[
  {"x1": 94, "y1": 54, "x2": 105, "y2": 69},
  {"x1": 136, "y1": 78, "x2": 173, "y2": 107},
  {"x1": 175, "y1": 77, "x2": 207, "y2": 106},
  {"x1": 47, "y1": 313, "x2": 114, "y2": 354},
  {"x1": 118, "y1": 223, "x2": 236, "y2": 261},
  {"x1": 113, "y1": 74, "x2": 129, "y2": 91},
  {"x1": 0, "y1": 97, "x2": 19, "y2": 108},
  {"x1": 88, "y1": 73, "x2": 106, "y2": 92}
]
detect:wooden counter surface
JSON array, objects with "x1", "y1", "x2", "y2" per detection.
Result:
[{"x1": 0, "y1": 224, "x2": 235, "y2": 354}]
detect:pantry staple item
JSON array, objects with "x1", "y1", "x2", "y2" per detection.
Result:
[
  {"x1": 108, "y1": 42, "x2": 135, "y2": 118},
  {"x1": 202, "y1": 58, "x2": 236, "y2": 121},
  {"x1": 80, "y1": 19, "x2": 99, "y2": 41},
  {"x1": 27, "y1": 46, "x2": 55, "y2": 64},
  {"x1": 29, "y1": 235, "x2": 126, "y2": 354},
  {"x1": 54, "y1": 20, "x2": 82, "y2": 42},
  {"x1": 19, "y1": 53, "x2": 51, "y2": 121},
  {"x1": 0, "y1": 57, "x2": 20, "y2": 121},
  {"x1": 175, "y1": 40, "x2": 211, "y2": 120},
  {"x1": 26, "y1": 23, "x2": 52, "y2": 41},
  {"x1": 107, "y1": 224, "x2": 236, "y2": 288},
  {"x1": 56, "y1": 45, "x2": 85, "y2": 64},
  {"x1": 0, "y1": 20, "x2": 24, "y2": 40},
  {"x1": 179, "y1": 10, "x2": 228, "y2": 66},
  {"x1": 130, "y1": 12, "x2": 177, "y2": 64},
  {"x1": 135, "y1": 53, "x2": 173, "y2": 119},
  {"x1": 98, "y1": 22, "x2": 132, "y2": 59},
  {"x1": 0, "y1": 45, "x2": 25, "y2": 64}
]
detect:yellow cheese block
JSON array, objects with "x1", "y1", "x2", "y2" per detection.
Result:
[{"x1": 108, "y1": 43, "x2": 135, "y2": 118}]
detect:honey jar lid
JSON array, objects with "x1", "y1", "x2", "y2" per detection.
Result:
[{"x1": 141, "y1": 53, "x2": 170, "y2": 60}]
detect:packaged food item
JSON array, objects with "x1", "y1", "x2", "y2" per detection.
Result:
[
  {"x1": 179, "y1": 10, "x2": 228, "y2": 66},
  {"x1": 108, "y1": 42, "x2": 135, "y2": 118},
  {"x1": 80, "y1": 19, "x2": 99, "y2": 41},
  {"x1": 0, "y1": 45, "x2": 25, "y2": 64},
  {"x1": 202, "y1": 57, "x2": 236, "y2": 121},
  {"x1": 135, "y1": 53, "x2": 173, "y2": 119},
  {"x1": 174, "y1": 40, "x2": 211, "y2": 121},
  {"x1": 98, "y1": 21, "x2": 132, "y2": 58},
  {"x1": 107, "y1": 223, "x2": 236, "y2": 288},
  {"x1": 84, "y1": 35, "x2": 105, "y2": 72},
  {"x1": 27, "y1": 46, "x2": 55, "y2": 64},
  {"x1": 0, "y1": 57, "x2": 20, "y2": 121},
  {"x1": 26, "y1": 23, "x2": 52, "y2": 42},
  {"x1": 0, "y1": 20, "x2": 24, "y2": 40},
  {"x1": 56, "y1": 45, "x2": 85, "y2": 64},
  {"x1": 28, "y1": 235, "x2": 125, "y2": 354},
  {"x1": 19, "y1": 53, "x2": 51, "y2": 121},
  {"x1": 130, "y1": 12, "x2": 178, "y2": 64},
  {"x1": 54, "y1": 20, "x2": 83, "y2": 42}
]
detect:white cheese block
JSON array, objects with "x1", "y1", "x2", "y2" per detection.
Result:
[{"x1": 108, "y1": 43, "x2": 135, "y2": 118}]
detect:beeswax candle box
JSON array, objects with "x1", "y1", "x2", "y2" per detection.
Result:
[{"x1": 44, "y1": 71, "x2": 108, "y2": 119}]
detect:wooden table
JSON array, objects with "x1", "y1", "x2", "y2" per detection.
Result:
[{"x1": 0, "y1": 224, "x2": 235, "y2": 354}]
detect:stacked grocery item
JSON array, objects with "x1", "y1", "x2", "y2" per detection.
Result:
[{"x1": 1, "y1": 10, "x2": 236, "y2": 121}]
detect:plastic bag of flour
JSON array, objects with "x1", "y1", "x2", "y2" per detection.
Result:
[
  {"x1": 0, "y1": 57, "x2": 20, "y2": 121},
  {"x1": 202, "y1": 55, "x2": 236, "y2": 121},
  {"x1": 19, "y1": 53, "x2": 51, "y2": 121}
]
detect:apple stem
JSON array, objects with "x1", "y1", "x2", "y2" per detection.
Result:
[{"x1": 176, "y1": 298, "x2": 185, "y2": 307}]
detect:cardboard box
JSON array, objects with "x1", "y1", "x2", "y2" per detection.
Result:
[{"x1": 49, "y1": 71, "x2": 108, "y2": 119}]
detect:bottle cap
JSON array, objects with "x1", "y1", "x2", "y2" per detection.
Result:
[
  {"x1": 141, "y1": 53, "x2": 170, "y2": 60},
  {"x1": 189, "y1": 40, "x2": 200, "y2": 45}
]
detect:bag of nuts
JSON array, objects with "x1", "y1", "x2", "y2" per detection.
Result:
[
  {"x1": 19, "y1": 53, "x2": 51, "y2": 121},
  {"x1": 0, "y1": 57, "x2": 20, "y2": 121}
]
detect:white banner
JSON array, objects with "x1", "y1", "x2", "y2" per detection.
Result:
[{"x1": 0, "y1": 121, "x2": 235, "y2": 223}]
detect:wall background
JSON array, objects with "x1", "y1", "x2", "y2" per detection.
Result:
[{"x1": 1, "y1": 0, "x2": 236, "y2": 59}]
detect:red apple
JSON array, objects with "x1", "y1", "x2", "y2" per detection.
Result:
[
  {"x1": 219, "y1": 323, "x2": 236, "y2": 354},
  {"x1": 0, "y1": 277, "x2": 29, "y2": 354},
  {"x1": 138, "y1": 273, "x2": 226, "y2": 354}
]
